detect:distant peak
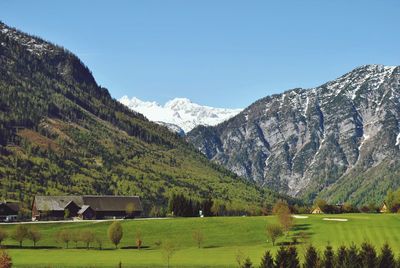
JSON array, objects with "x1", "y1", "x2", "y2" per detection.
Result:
[{"x1": 119, "y1": 96, "x2": 243, "y2": 132}]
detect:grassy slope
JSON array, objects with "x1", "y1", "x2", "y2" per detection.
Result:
[{"x1": 2, "y1": 214, "x2": 400, "y2": 267}]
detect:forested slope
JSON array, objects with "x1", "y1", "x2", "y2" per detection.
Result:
[{"x1": 0, "y1": 22, "x2": 282, "y2": 214}]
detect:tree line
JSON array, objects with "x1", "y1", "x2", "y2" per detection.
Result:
[{"x1": 237, "y1": 242, "x2": 398, "y2": 268}]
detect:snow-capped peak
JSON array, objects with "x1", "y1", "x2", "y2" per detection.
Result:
[{"x1": 119, "y1": 96, "x2": 242, "y2": 133}]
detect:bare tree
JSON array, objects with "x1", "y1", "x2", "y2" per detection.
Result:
[
  {"x1": 0, "y1": 229, "x2": 8, "y2": 247},
  {"x1": 11, "y1": 225, "x2": 28, "y2": 248},
  {"x1": 162, "y1": 240, "x2": 177, "y2": 268},
  {"x1": 81, "y1": 230, "x2": 95, "y2": 249},
  {"x1": 57, "y1": 229, "x2": 71, "y2": 248},
  {"x1": 192, "y1": 229, "x2": 204, "y2": 248},
  {"x1": 135, "y1": 230, "x2": 143, "y2": 250},
  {"x1": 27, "y1": 227, "x2": 41, "y2": 247},
  {"x1": 266, "y1": 224, "x2": 283, "y2": 246},
  {"x1": 274, "y1": 201, "x2": 293, "y2": 235}
]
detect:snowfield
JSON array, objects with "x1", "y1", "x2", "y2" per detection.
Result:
[{"x1": 119, "y1": 96, "x2": 242, "y2": 133}]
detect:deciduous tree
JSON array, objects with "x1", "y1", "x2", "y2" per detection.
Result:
[
  {"x1": 108, "y1": 221, "x2": 123, "y2": 249},
  {"x1": 11, "y1": 225, "x2": 28, "y2": 248}
]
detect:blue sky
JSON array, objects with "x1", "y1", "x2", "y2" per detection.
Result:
[{"x1": 1, "y1": 0, "x2": 399, "y2": 108}]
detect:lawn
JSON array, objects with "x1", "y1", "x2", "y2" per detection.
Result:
[{"x1": 1, "y1": 214, "x2": 400, "y2": 267}]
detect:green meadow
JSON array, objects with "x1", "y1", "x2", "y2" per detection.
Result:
[{"x1": 2, "y1": 214, "x2": 400, "y2": 267}]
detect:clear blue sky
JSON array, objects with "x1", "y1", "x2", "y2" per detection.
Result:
[{"x1": 1, "y1": 0, "x2": 399, "y2": 108}]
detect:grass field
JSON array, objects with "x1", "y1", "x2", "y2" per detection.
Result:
[{"x1": 1, "y1": 214, "x2": 400, "y2": 267}]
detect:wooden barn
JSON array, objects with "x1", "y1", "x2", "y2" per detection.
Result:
[
  {"x1": 0, "y1": 202, "x2": 20, "y2": 222},
  {"x1": 32, "y1": 195, "x2": 142, "y2": 221}
]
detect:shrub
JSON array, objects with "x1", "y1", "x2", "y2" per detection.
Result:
[{"x1": 0, "y1": 250, "x2": 12, "y2": 268}]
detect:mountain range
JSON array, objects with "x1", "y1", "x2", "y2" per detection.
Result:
[
  {"x1": 188, "y1": 64, "x2": 400, "y2": 205},
  {"x1": 2, "y1": 20, "x2": 398, "y2": 208},
  {"x1": 119, "y1": 96, "x2": 242, "y2": 134},
  {"x1": 0, "y1": 21, "x2": 280, "y2": 212}
]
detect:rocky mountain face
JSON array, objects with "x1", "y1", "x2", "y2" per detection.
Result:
[
  {"x1": 119, "y1": 96, "x2": 242, "y2": 134},
  {"x1": 188, "y1": 65, "x2": 400, "y2": 205}
]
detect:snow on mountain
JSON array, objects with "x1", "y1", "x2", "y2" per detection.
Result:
[{"x1": 119, "y1": 96, "x2": 242, "y2": 133}]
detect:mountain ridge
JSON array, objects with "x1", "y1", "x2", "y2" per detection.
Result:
[{"x1": 188, "y1": 64, "x2": 400, "y2": 205}]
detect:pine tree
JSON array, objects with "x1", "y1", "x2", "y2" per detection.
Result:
[
  {"x1": 336, "y1": 246, "x2": 347, "y2": 267},
  {"x1": 287, "y1": 246, "x2": 300, "y2": 268},
  {"x1": 378, "y1": 243, "x2": 395, "y2": 268},
  {"x1": 303, "y1": 245, "x2": 319, "y2": 268},
  {"x1": 359, "y1": 242, "x2": 377, "y2": 268},
  {"x1": 241, "y1": 257, "x2": 253, "y2": 268},
  {"x1": 344, "y1": 244, "x2": 360, "y2": 268},
  {"x1": 321, "y1": 245, "x2": 334, "y2": 268},
  {"x1": 275, "y1": 246, "x2": 288, "y2": 268},
  {"x1": 260, "y1": 250, "x2": 274, "y2": 268}
]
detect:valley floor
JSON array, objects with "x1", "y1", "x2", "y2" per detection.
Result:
[{"x1": 2, "y1": 214, "x2": 400, "y2": 267}]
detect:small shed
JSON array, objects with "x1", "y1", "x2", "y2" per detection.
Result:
[
  {"x1": 78, "y1": 205, "x2": 95, "y2": 220},
  {"x1": 312, "y1": 206, "x2": 324, "y2": 214},
  {"x1": 380, "y1": 203, "x2": 388, "y2": 213}
]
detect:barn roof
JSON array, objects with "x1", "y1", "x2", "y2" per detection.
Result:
[
  {"x1": 34, "y1": 196, "x2": 84, "y2": 211},
  {"x1": 0, "y1": 202, "x2": 20, "y2": 213},
  {"x1": 34, "y1": 195, "x2": 142, "y2": 212}
]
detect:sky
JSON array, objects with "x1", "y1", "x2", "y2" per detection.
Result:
[{"x1": 1, "y1": 0, "x2": 399, "y2": 108}]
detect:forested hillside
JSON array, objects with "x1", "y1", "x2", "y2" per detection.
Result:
[{"x1": 0, "y1": 22, "x2": 282, "y2": 215}]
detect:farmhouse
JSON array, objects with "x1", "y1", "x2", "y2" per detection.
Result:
[
  {"x1": 32, "y1": 195, "x2": 142, "y2": 221},
  {"x1": 0, "y1": 202, "x2": 20, "y2": 222}
]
